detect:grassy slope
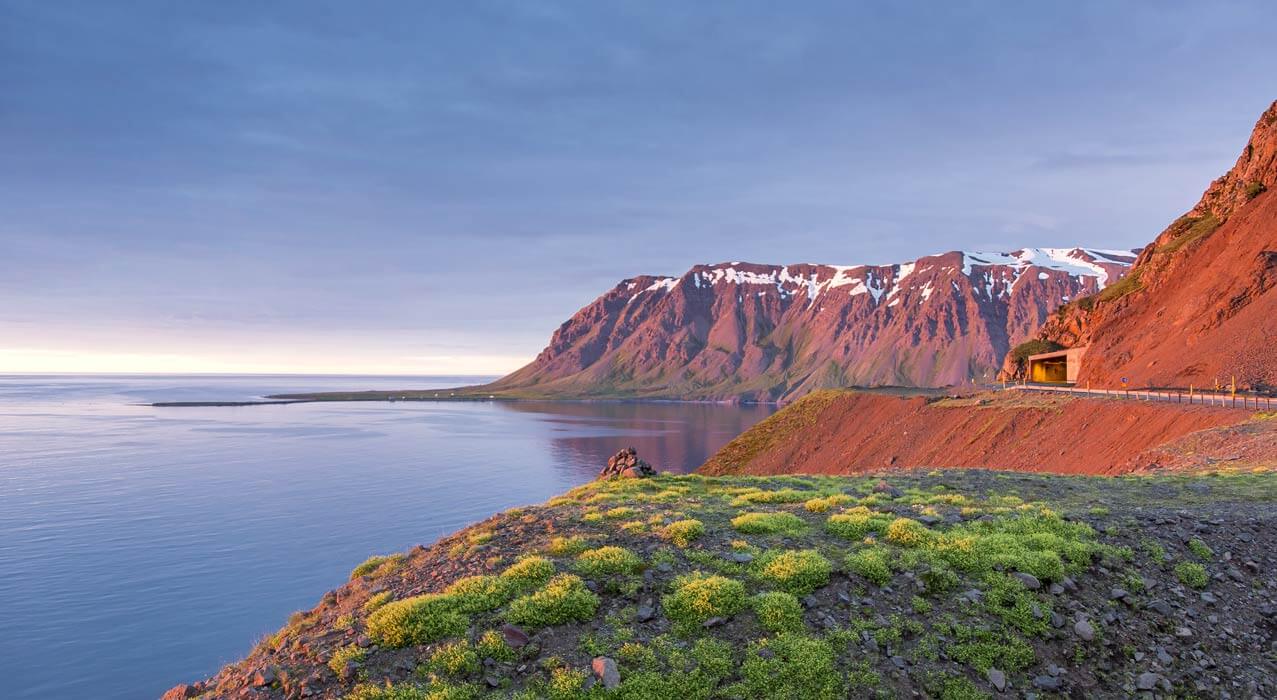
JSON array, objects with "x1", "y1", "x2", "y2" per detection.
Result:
[
  {"x1": 183, "y1": 469, "x2": 1277, "y2": 700},
  {"x1": 698, "y1": 390, "x2": 853, "y2": 472}
]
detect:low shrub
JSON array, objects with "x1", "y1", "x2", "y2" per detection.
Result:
[
  {"x1": 362, "y1": 591, "x2": 394, "y2": 614},
  {"x1": 754, "y1": 549, "x2": 832, "y2": 594},
  {"x1": 366, "y1": 594, "x2": 469, "y2": 647},
  {"x1": 885, "y1": 518, "x2": 933, "y2": 547},
  {"x1": 751, "y1": 591, "x2": 805, "y2": 633},
  {"x1": 429, "y1": 640, "x2": 480, "y2": 676},
  {"x1": 732, "y1": 511, "x2": 806, "y2": 535},
  {"x1": 1187, "y1": 538, "x2": 1214, "y2": 560},
  {"x1": 733, "y1": 633, "x2": 843, "y2": 699},
  {"x1": 1175, "y1": 561, "x2": 1209, "y2": 589},
  {"x1": 826, "y1": 507, "x2": 892, "y2": 540},
  {"x1": 350, "y1": 553, "x2": 406, "y2": 580},
  {"x1": 731, "y1": 488, "x2": 810, "y2": 506},
  {"x1": 506, "y1": 574, "x2": 599, "y2": 627},
  {"x1": 661, "y1": 519, "x2": 706, "y2": 547},
  {"x1": 846, "y1": 548, "x2": 892, "y2": 585},
  {"x1": 1010, "y1": 339, "x2": 1064, "y2": 364},
  {"x1": 499, "y1": 556, "x2": 555, "y2": 591},
  {"x1": 328, "y1": 644, "x2": 365, "y2": 675},
  {"x1": 546, "y1": 536, "x2": 590, "y2": 557},
  {"x1": 663, "y1": 573, "x2": 747, "y2": 628},
  {"x1": 475, "y1": 629, "x2": 515, "y2": 662},
  {"x1": 575, "y1": 546, "x2": 644, "y2": 577}
]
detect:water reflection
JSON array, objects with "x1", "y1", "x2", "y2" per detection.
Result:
[{"x1": 497, "y1": 401, "x2": 773, "y2": 476}]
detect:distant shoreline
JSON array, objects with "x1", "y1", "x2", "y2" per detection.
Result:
[{"x1": 148, "y1": 384, "x2": 954, "y2": 407}]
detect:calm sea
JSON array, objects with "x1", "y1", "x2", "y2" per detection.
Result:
[{"x1": 0, "y1": 374, "x2": 773, "y2": 699}]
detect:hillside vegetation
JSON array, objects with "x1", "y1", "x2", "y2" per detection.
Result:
[{"x1": 171, "y1": 470, "x2": 1277, "y2": 699}]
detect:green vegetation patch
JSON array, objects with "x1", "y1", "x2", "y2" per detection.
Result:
[
  {"x1": 730, "y1": 633, "x2": 844, "y2": 700},
  {"x1": 803, "y1": 493, "x2": 853, "y2": 512},
  {"x1": 546, "y1": 535, "x2": 591, "y2": 557},
  {"x1": 574, "y1": 546, "x2": 644, "y2": 577},
  {"x1": 350, "y1": 553, "x2": 406, "y2": 580},
  {"x1": 428, "y1": 640, "x2": 480, "y2": 676},
  {"x1": 730, "y1": 488, "x2": 811, "y2": 506},
  {"x1": 366, "y1": 594, "x2": 469, "y2": 647},
  {"x1": 662, "y1": 573, "x2": 747, "y2": 629},
  {"x1": 1158, "y1": 213, "x2": 1221, "y2": 255},
  {"x1": 846, "y1": 547, "x2": 893, "y2": 585},
  {"x1": 506, "y1": 573, "x2": 599, "y2": 628},
  {"x1": 328, "y1": 644, "x2": 365, "y2": 675},
  {"x1": 661, "y1": 518, "x2": 706, "y2": 547},
  {"x1": 751, "y1": 591, "x2": 805, "y2": 633},
  {"x1": 731, "y1": 511, "x2": 806, "y2": 535},
  {"x1": 499, "y1": 556, "x2": 555, "y2": 590},
  {"x1": 1175, "y1": 561, "x2": 1209, "y2": 589},
  {"x1": 753, "y1": 549, "x2": 833, "y2": 594},
  {"x1": 826, "y1": 507, "x2": 892, "y2": 540},
  {"x1": 885, "y1": 517, "x2": 934, "y2": 547},
  {"x1": 1010, "y1": 339, "x2": 1064, "y2": 364}
]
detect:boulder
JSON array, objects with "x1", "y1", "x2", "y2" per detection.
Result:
[{"x1": 599, "y1": 447, "x2": 657, "y2": 479}]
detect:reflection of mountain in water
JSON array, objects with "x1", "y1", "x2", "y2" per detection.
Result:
[{"x1": 495, "y1": 401, "x2": 775, "y2": 478}]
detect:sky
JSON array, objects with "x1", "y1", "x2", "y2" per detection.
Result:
[{"x1": 3, "y1": 1, "x2": 1276, "y2": 375}]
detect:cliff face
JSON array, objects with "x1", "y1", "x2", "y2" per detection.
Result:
[
  {"x1": 489, "y1": 248, "x2": 1135, "y2": 402},
  {"x1": 1019, "y1": 100, "x2": 1277, "y2": 390}
]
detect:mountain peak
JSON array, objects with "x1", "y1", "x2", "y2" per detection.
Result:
[{"x1": 1189, "y1": 99, "x2": 1277, "y2": 222}]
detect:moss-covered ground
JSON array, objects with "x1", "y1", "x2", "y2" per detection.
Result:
[{"x1": 182, "y1": 469, "x2": 1277, "y2": 699}]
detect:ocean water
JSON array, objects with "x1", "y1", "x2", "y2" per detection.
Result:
[{"x1": 0, "y1": 375, "x2": 773, "y2": 700}]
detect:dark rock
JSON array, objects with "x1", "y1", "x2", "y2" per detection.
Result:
[
  {"x1": 1032, "y1": 675, "x2": 1060, "y2": 690},
  {"x1": 501, "y1": 624, "x2": 530, "y2": 648},
  {"x1": 988, "y1": 667, "x2": 1007, "y2": 691},
  {"x1": 703, "y1": 616, "x2": 726, "y2": 628},
  {"x1": 1012, "y1": 572, "x2": 1042, "y2": 590},
  {"x1": 1074, "y1": 619, "x2": 1095, "y2": 641},
  {"x1": 1137, "y1": 672, "x2": 1159, "y2": 691},
  {"x1": 1145, "y1": 599, "x2": 1172, "y2": 616},
  {"x1": 161, "y1": 684, "x2": 204, "y2": 700},
  {"x1": 730, "y1": 552, "x2": 754, "y2": 563},
  {"x1": 591, "y1": 657, "x2": 621, "y2": 690},
  {"x1": 250, "y1": 667, "x2": 276, "y2": 687},
  {"x1": 873, "y1": 480, "x2": 903, "y2": 498},
  {"x1": 636, "y1": 603, "x2": 656, "y2": 622}
]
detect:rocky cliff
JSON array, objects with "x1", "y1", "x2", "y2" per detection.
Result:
[
  {"x1": 488, "y1": 248, "x2": 1135, "y2": 402},
  {"x1": 1011, "y1": 100, "x2": 1277, "y2": 390}
]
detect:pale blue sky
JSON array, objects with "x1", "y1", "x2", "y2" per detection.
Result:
[{"x1": 2, "y1": 1, "x2": 1275, "y2": 373}]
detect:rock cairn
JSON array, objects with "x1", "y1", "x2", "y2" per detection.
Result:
[{"x1": 598, "y1": 447, "x2": 657, "y2": 479}]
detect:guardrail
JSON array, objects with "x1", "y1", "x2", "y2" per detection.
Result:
[{"x1": 1006, "y1": 383, "x2": 1276, "y2": 411}]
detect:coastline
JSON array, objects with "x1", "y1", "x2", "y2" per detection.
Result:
[{"x1": 149, "y1": 384, "x2": 954, "y2": 408}]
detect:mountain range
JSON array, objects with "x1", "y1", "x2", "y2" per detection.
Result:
[{"x1": 486, "y1": 247, "x2": 1136, "y2": 401}]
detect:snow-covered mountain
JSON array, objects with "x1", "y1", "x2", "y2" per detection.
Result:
[{"x1": 487, "y1": 247, "x2": 1138, "y2": 401}]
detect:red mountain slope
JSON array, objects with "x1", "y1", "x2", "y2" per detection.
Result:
[
  {"x1": 1027, "y1": 100, "x2": 1277, "y2": 391},
  {"x1": 487, "y1": 248, "x2": 1135, "y2": 401}
]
